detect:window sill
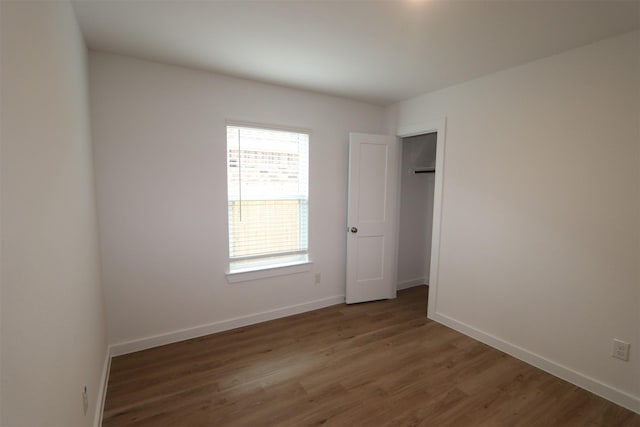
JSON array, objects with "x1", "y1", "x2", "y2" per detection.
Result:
[{"x1": 226, "y1": 260, "x2": 313, "y2": 283}]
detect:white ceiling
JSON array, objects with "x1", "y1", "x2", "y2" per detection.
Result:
[{"x1": 72, "y1": 0, "x2": 639, "y2": 105}]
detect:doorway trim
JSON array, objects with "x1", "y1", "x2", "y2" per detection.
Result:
[{"x1": 396, "y1": 118, "x2": 446, "y2": 318}]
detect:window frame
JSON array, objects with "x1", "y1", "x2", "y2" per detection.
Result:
[{"x1": 224, "y1": 121, "x2": 313, "y2": 283}]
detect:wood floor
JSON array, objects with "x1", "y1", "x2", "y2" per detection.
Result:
[{"x1": 103, "y1": 287, "x2": 639, "y2": 426}]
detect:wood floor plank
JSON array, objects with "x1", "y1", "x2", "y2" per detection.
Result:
[{"x1": 102, "y1": 286, "x2": 639, "y2": 426}]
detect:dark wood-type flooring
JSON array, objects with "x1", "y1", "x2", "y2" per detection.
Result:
[{"x1": 103, "y1": 286, "x2": 639, "y2": 426}]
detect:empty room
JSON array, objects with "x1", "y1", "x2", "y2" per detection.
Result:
[{"x1": 1, "y1": 0, "x2": 639, "y2": 426}]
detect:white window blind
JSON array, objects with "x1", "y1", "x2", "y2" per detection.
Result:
[{"x1": 227, "y1": 125, "x2": 309, "y2": 272}]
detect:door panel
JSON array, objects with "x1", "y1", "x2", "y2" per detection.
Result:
[
  {"x1": 356, "y1": 236, "x2": 384, "y2": 280},
  {"x1": 346, "y1": 133, "x2": 398, "y2": 304},
  {"x1": 357, "y1": 143, "x2": 388, "y2": 222}
]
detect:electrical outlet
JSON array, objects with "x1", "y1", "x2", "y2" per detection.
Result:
[
  {"x1": 612, "y1": 339, "x2": 630, "y2": 361},
  {"x1": 314, "y1": 273, "x2": 321, "y2": 284}
]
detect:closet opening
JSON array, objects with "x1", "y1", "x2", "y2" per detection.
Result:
[{"x1": 397, "y1": 132, "x2": 437, "y2": 313}]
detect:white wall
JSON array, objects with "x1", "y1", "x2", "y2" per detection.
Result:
[
  {"x1": 387, "y1": 31, "x2": 640, "y2": 410},
  {"x1": 397, "y1": 133, "x2": 436, "y2": 288},
  {"x1": 0, "y1": 1, "x2": 108, "y2": 426},
  {"x1": 88, "y1": 52, "x2": 385, "y2": 349}
]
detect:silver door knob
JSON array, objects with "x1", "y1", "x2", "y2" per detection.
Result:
[{"x1": 350, "y1": 227, "x2": 358, "y2": 233}]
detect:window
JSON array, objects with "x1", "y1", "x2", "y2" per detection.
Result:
[{"x1": 226, "y1": 124, "x2": 309, "y2": 275}]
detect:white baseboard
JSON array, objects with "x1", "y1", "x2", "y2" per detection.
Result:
[
  {"x1": 397, "y1": 278, "x2": 427, "y2": 290},
  {"x1": 429, "y1": 311, "x2": 640, "y2": 415},
  {"x1": 110, "y1": 294, "x2": 346, "y2": 356},
  {"x1": 93, "y1": 347, "x2": 112, "y2": 427}
]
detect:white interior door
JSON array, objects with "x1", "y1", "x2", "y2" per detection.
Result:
[{"x1": 346, "y1": 133, "x2": 398, "y2": 304}]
